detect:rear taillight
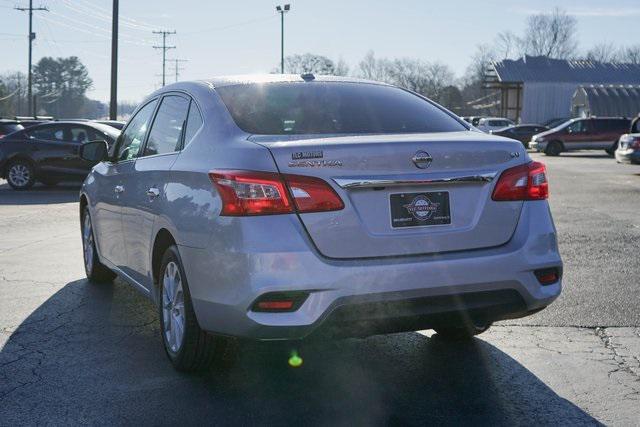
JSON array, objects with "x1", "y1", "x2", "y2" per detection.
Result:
[
  {"x1": 631, "y1": 137, "x2": 640, "y2": 149},
  {"x1": 492, "y1": 161, "x2": 548, "y2": 201},
  {"x1": 209, "y1": 170, "x2": 343, "y2": 216},
  {"x1": 284, "y1": 174, "x2": 344, "y2": 213}
]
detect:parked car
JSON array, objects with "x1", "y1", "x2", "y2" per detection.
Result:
[
  {"x1": 0, "y1": 121, "x2": 120, "y2": 189},
  {"x1": 94, "y1": 120, "x2": 126, "y2": 130},
  {"x1": 543, "y1": 117, "x2": 570, "y2": 129},
  {"x1": 490, "y1": 124, "x2": 549, "y2": 148},
  {"x1": 530, "y1": 117, "x2": 631, "y2": 156},
  {"x1": 615, "y1": 133, "x2": 640, "y2": 164},
  {"x1": 0, "y1": 120, "x2": 24, "y2": 139},
  {"x1": 78, "y1": 75, "x2": 562, "y2": 372},
  {"x1": 475, "y1": 117, "x2": 515, "y2": 133}
]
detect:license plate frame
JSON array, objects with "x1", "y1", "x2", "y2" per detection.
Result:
[{"x1": 390, "y1": 191, "x2": 451, "y2": 228}]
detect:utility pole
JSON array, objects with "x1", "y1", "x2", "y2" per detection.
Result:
[
  {"x1": 109, "y1": 0, "x2": 118, "y2": 120},
  {"x1": 152, "y1": 30, "x2": 176, "y2": 87},
  {"x1": 171, "y1": 59, "x2": 188, "y2": 83},
  {"x1": 275, "y1": 4, "x2": 290, "y2": 74},
  {"x1": 15, "y1": 1, "x2": 48, "y2": 117}
]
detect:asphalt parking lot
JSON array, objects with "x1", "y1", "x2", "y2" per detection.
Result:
[{"x1": 0, "y1": 152, "x2": 639, "y2": 425}]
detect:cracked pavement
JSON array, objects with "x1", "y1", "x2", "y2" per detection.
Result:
[{"x1": 1, "y1": 152, "x2": 639, "y2": 425}]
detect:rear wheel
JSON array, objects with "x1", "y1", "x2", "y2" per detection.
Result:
[
  {"x1": 433, "y1": 321, "x2": 492, "y2": 341},
  {"x1": 6, "y1": 160, "x2": 35, "y2": 190},
  {"x1": 82, "y1": 209, "x2": 116, "y2": 283},
  {"x1": 159, "y1": 245, "x2": 231, "y2": 372},
  {"x1": 544, "y1": 141, "x2": 562, "y2": 156},
  {"x1": 605, "y1": 141, "x2": 618, "y2": 157}
]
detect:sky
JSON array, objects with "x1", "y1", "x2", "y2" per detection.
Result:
[{"x1": 1, "y1": 0, "x2": 639, "y2": 103}]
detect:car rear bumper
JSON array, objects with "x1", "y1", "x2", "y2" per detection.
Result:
[
  {"x1": 181, "y1": 201, "x2": 562, "y2": 341},
  {"x1": 615, "y1": 149, "x2": 640, "y2": 164}
]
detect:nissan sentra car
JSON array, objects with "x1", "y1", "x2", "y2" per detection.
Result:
[{"x1": 78, "y1": 74, "x2": 562, "y2": 371}]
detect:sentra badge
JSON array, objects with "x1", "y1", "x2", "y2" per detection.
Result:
[
  {"x1": 291, "y1": 150, "x2": 323, "y2": 160},
  {"x1": 403, "y1": 195, "x2": 439, "y2": 221}
]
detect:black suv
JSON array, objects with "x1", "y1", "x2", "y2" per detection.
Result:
[{"x1": 0, "y1": 121, "x2": 119, "y2": 190}]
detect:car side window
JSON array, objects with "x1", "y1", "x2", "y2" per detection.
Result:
[
  {"x1": 69, "y1": 126, "x2": 99, "y2": 144},
  {"x1": 567, "y1": 120, "x2": 587, "y2": 133},
  {"x1": 29, "y1": 125, "x2": 65, "y2": 142},
  {"x1": 143, "y1": 95, "x2": 190, "y2": 157},
  {"x1": 182, "y1": 101, "x2": 203, "y2": 149},
  {"x1": 117, "y1": 100, "x2": 158, "y2": 161}
]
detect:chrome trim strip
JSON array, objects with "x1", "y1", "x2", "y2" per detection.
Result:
[{"x1": 333, "y1": 172, "x2": 497, "y2": 189}]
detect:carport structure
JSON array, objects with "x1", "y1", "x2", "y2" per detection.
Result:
[
  {"x1": 572, "y1": 85, "x2": 640, "y2": 118},
  {"x1": 484, "y1": 56, "x2": 640, "y2": 124}
]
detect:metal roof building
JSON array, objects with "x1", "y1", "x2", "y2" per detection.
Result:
[
  {"x1": 485, "y1": 56, "x2": 640, "y2": 124},
  {"x1": 572, "y1": 85, "x2": 640, "y2": 118}
]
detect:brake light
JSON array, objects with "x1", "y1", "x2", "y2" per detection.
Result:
[
  {"x1": 631, "y1": 137, "x2": 640, "y2": 149},
  {"x1": 492, "y1": 161, "x2": 549, "y2": 201},
  {"x1": 209, "y1": 170, "x2": 343, "y2": 216},
  {"x1": 284, "y1": 174, "x2": 344, "y2": 213}
]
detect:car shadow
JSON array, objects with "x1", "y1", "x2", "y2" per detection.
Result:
[
  {"x1": 0, "y1": 279, "x2": 602, "y2": 425},
  {"x1": 0, "y1": 181, "x2": 81, "y2": 205},
  {"x1": 554, "y1": 153, "x2": 611, "y2": 160}
]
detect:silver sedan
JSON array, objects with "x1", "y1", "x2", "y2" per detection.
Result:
[{"x1": 79, "y1": 75, "x2": 562, "y2": 371}]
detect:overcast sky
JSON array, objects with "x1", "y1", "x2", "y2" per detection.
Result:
[{"x1": 2, "y1": 0, "x2": 639, "y2": 103}]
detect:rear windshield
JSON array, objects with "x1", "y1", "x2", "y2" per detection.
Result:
[{"x1": 215, "y1": 82, "x2": 467, "y2": 135}]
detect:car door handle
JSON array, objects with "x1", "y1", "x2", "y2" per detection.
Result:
[
  {"x1": 146, "y1": 187, "x2": 160, "y2": 198},
  {"x1": 114, "y1": 185, "x2": 124, "y2": 194}
]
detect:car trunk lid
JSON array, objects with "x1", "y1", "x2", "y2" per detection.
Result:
[{"x1": 252, "y1": 132, "x2": 526, "y2": 259}]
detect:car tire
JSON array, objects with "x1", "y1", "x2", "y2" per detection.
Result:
[
  {"x1": 544, "y1": 141, "x2": 562, "y2": 156},
  {"x1": 433, "y1": 321, "x2": 492, "y2": 341},
  {"x1": 158, "y1": 245, "x2": 232, "y2": 372},
  {"x1": 6, "y1": 159, "x2": 36, "y2": 190},
  {"x1": 39, "y1": 177, "x2": 60, "y2": 187},
  {"x1": 605, "y1": 141, "x2": 618, "y2": 157},
  {"x1": 81, "y1": 209, "x2": 116, "y2": 283}
]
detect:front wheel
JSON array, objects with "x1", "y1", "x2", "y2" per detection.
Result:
[
  {"x1": 544, "y1": 141, "x2": 563, "y2": 157},
  {"x1": 6, "y1": 160, "x2": 36, "y2": 190},
  {"x1": 605, "y1": 142, "x2": 618, "y2": 157},
  {"x1": 159, "y1": 245, "x2": 231, "y2": 372},
  {"x1": 82, "y1": 209, "x2": 116, "y2": 283}
]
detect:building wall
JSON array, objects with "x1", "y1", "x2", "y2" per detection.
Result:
[{"x1": 521, "y1": 82, "x2": 580, "y2": 124}]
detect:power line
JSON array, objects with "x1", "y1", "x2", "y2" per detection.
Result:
[
  {"x1": 170, "y1": 58, "x2": 188, "y2": 83},
  {"x1": 15, "y1": 0, "x2": 48, "y2": 116},
  {"x1": 152, "y1": 30, "x2": 176, "y2": 87}
]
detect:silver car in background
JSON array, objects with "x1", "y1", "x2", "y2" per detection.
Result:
[{"x1": 79, "y1": 75, "x2": 562, "y2": 371}]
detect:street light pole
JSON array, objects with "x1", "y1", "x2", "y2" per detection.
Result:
[
  {"x1": 109, "y1": 0, "x2": 118, "y2": 120},
  {"x1": 275, "y1": 4, "x2": 290, "y2": 74}
]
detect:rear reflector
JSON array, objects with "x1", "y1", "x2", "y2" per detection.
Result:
[
  {"x1": 492, "y1": 161, "x2": 549, "y2": 201},
  {"x1": 209, "y1": 170, "x2": 343, "y2": 216},
  {"x1": 251, "y1": 292, "x2": 309, "y2": 312},
  {"x1": 534, "y1": 267, "x2": 561, "y2": 286}
]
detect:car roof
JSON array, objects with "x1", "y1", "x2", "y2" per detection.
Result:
[{"x1": 200, "y1": 74, "x2": 391, "y2": 88}]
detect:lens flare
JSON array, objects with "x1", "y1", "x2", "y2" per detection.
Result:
[{"x1": 288, "y1": 350, "x2": 303, "y2": 368}]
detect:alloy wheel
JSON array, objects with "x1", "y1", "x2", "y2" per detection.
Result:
[
  {"x1": 8, "y1": 164, "x2": 31, "y2": 188},
  {"x1": 83, "y1": 213, "x2": 94, "y2": 273},
  {"x1": 162, "y1": 261, "x2": 186, "y2": 353}
]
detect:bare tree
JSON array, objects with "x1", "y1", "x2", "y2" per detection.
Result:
[
  {"x1": 520, "y1": 8, "x2": 578, "y2": 59},
  {"x1": 618, "y1": 45, "x2": 640, "y2": 65},
  {"x1": 495, "y1": 31, "x2": 520, "y2": 59},
  {"x1": 585, "y1": 42, "x2": 620, "y2": 63},
  {"x1": 276, "y1": 53, "x2": 338, "y2": 75}
]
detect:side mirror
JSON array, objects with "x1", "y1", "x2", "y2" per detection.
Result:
[{"x1": 80, "y1": 140, "x2": 109, "y2": 162}]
